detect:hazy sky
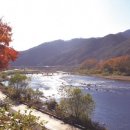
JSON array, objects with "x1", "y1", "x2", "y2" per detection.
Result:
[{"x1": 0, "y1": 0, "x2": 130, "y2": 51}]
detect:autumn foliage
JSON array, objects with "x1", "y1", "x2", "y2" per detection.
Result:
[
  {"x1": 80, "y1": 55, "x2": 130, "y2": 75},
  {"x1": 0, "y1": 19, "x2": 18, "y2": 70},
  {"x1": 99, "y1": 55, "x2": 130, "y2": 75}
]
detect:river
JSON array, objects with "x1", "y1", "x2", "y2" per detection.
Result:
[{"x1": 28, "y1": 73, "x2": 130, "y2": 130}]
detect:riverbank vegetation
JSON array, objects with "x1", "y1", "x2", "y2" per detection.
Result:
[
  {"x1": 0, "y1": 99, "x2": 46, "y2": 130},
  {"x1": 1, "y1": 73, "x2": 44, "y2": 108},
  {"x1": 57, "y1": 87, "x2": 105, "y2": 130},
  {"x1": 45, "y1": 86, "x2": 106, "y2": 130},
  {"x1": 0, "y1": 73, "x2": 46, "y2": 130},
  {"x1": 79, "y1": 55, "x2": 130, "y2": 77}
]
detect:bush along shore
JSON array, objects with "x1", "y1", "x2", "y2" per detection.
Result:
[{"x1": 0, "y1": 72, "x2": 107, "y2": 130}]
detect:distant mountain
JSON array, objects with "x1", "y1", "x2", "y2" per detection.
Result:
[{"x1": 12, "y1": 29, "x2": 130, "y2": 67}]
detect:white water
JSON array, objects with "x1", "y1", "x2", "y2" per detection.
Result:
[
  {"x1": 28, "y1": 73, "x2": 69, "y2": 98},
  {"x1": 28, "y1": 73, "x2": 130, "y2": 98}
]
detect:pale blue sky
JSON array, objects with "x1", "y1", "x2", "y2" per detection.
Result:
[{"x1": 0, "y1": 0, "x2": 130, "y2": 51}]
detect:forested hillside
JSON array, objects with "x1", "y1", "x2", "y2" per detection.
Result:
[{"x1": 12, "y1": 29, "x2": 130, "y2": 67}]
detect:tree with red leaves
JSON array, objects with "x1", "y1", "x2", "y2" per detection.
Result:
[
  {"x1": 0, "y1": 19, "x2": 18, "y2": 70},
  {"x1": 98, "y1": 55, "x2": 130, "y2": 75}
]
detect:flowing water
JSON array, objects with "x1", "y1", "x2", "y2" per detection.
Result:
[{"x1": 28, "y1": 73, "x2": 130, "y2": 130}]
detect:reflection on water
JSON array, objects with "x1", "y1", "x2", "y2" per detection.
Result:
[
  {"x1": 28, "y1": 73, "x2": 130, "y2": 130},
  {"x1": 28, "y1": 73, "x2": 68, "y2": 98}
]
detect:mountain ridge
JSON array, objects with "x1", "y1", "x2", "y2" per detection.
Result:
[{"x1": 12, "y1": 29, "x2": 130, "y2": 67}]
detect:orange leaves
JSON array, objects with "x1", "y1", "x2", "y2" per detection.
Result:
[
  {"x1": 4, "y1": 47, "x2": 18, "y2": 61},
  {"x1": 99, "y1": 55, "x2": 130, "y2": 74},
  {"x1": 0, "y1": 19, "x2": 18, "y2": 70},
  {"x1": 80, "y1": 55, "x2": 130, "y2": 75},
  {"x1": 0, "y1": 19, "x2": 12, "y2": 46}
]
